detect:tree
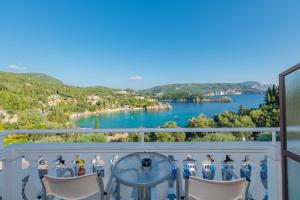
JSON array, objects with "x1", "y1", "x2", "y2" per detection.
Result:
[
  {"x1": 149, "y1": 122, "x2": 185, "y2": 142},
  {"x1": 94, "y1": 117, "x2": 100, "y2": 129},
  {"x1": 128, "y1": 133, "x2": 141, "y2": 142},
  {"x1": 254, "y1": 105, "x2": 279, "y2": 127},
  {"x1": 16, "y1": 109, "x2": 47, "y2": 129},
  {"x1": 76, "y1": 133, "x2": 107, "y2": 142},
  {"x1": 238, "y1": 105, "x2": 249, "y2": 115},
  {"x1": 191, "y1": 133, "x2": 237, "y2": 142},
  {"x1": 264, "y1": 85, "x2": 279, "y2": 107},
  {"x1": 186, "y1": 114, "x2": 215, "y2": 140},
  {"x1": 214, "y1": 111, "x2": 255, "y2": 139},
  {"x1": 249, "y1": 109, "x2": 265, "y2": 127},
  {"x1": 187, "y1": 113, "x2": 215, "y2": 128},
  {"x1": 214, "y1": 111, "x2": 254, "y2": 127},
  {"x1": 46, "y1": 107, "x2": 69, "y2": 126}
]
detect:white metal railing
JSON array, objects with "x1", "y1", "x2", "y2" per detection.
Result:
[{"x1": 0, "y1": 128, "x2": 281, "y2": 200}]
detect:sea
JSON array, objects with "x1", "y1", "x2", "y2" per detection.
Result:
[{"x1": 77, "y1": 94, "x2": 264, "y2": 128}]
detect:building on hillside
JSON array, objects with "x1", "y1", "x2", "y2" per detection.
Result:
[
  {"x1": 115, "y1": 90, "x2": 128, "y2": 94},
  {"x1": 87, "y1": 95, "x2": 102, "y2": 105},
  {"x1": 48, "y1": 94, "x2": 62, "y2": 106}
]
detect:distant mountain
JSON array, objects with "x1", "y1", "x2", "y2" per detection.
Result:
[
  {"x1": 0, "y1": 72, "x2": 270, "y2": 97},
  {"x1": 138, "y1": 81, "x2": 270, "y2": 97},
  {"x1": 0, "y1": 72, "x2": 64, "y2": 90},
  {"x1": 0, "y1": 71, "x2": 116, "y2": 92},
  {"x1": 0, "y1": 71, "x2": 162, "y2": 129},
  {"x1": 0, "y1": 71, "x2": 158, "y2": 117},
  {"x1": 0, "y1": 71, "x2": 273, "y2": 129},
  {"x1": 19, "y1": 73, "x2": 65, "y2": 85},
  {"x1": 0, "y1": 71, "x2": 121, "y2": 112}
]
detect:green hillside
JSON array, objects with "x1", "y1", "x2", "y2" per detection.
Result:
[
  {"x1": 138, "y1": 81, "x2": 269, "y2": 97},
  {"x1": 0, "y1": 72, "x2": 114, "y2": 111},
  {"x1": 0, "y1": 71, "x2": 279, "y2": 145},
  {"x1": 0, "y1": 71, "x2": 271, "y2": 130},
  {"x1": 0, "y1": 72, "x2": 62, "y2": 90},
  {"x1": 0, "y1": 71, "x2": 155, "y2": 130}
]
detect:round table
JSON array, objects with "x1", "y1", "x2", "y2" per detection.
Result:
[{"x1": 112, "y1": 152, "x2": 172, "y2": 200}]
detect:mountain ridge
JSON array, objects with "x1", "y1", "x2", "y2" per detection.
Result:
[
  {"x1": 0, "y1": 71, "x2": 270, "y2": 94},
  {"x1": 138, "y1": 81, "x2": 270, "y2": 97}
]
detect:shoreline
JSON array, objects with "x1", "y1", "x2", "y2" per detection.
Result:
[
  {"x1": 161, "y1": 96, "x2": 232, "y2": 103},
  {"x1": 70, "y1": 102, "x2": 172, "y2": 121},
  {"x1": 70, "y1": 107, "x2": 144, "y2": 121}
]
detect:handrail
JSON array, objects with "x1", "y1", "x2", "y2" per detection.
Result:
[
  {"x1": 0, "y1": 127, "x2": 280, "y2": 136},
  {"x1": 0, "y1": 127, "x2": 280, "y2": 149}
]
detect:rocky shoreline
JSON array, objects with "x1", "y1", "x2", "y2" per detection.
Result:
[
  {"x1": 198, "y1": 96, "x2": 232, "y2": 103},
  {"x1": 145, "y1": 102, "x2": 172, "y2": 111}
]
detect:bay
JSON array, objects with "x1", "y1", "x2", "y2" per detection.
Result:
[{"x1": 77, "y1": 94, "x2": 264, "y2": 128}]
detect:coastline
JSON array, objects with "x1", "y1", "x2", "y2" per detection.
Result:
[
  {"x1": 71, "y1": 94, "x2": 265, "y2": 128},
  {"x1": 161, "y1": 96, "x2": 232, "y2": 103},
  {"x1": 71, "y1": 102, "x2": 172, "y2": 121},
  {"x1": 70, "y1": 107, "x2": 144, "y2": 121}
]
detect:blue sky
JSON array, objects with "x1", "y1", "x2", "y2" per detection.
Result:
[{"x1": 0, "y1": 0, "x2": 300, "y2": 89}]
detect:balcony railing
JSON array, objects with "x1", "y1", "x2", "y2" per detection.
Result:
[{"x1": 0, "y1": 128, "x2": 281, "y2": 200}]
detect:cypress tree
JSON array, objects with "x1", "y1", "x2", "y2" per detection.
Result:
[{"x1": 94, "y1": 117, "x2": 100, "y2": 129}]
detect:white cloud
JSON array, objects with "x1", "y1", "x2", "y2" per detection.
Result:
[
  {"x1": 7, "y1": 64, "x2": 27, "y2": 71},
  {"x1": 129, "y1": 75, "x2": 143, "y2": 81}
]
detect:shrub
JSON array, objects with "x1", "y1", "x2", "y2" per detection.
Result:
[{"x1": 191, "y1": 133, "x2": 238, "y2": 142}]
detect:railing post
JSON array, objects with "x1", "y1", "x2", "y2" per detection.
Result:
[
  {"x1": 0, "y1": 133, "x2": 5, "y2": 199},
  {"x1": 0, "y1": 134, "x2": 5, "y2": 150},
  {"x1": 272, "y1": 131, "x2": 276, "y2": 145},
  {"x1": 141, "y1": 132, "x2": 145, "y2": 144}
]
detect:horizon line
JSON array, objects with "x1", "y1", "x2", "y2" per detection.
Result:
[{"x1": 0, "y1": 70, "x2": 276, "y2": 90}]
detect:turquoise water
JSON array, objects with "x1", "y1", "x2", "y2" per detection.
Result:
[{"x1": 77, "y1": 94, "x2": 264, "y2": 128}]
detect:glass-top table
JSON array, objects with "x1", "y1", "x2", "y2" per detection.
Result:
[{"x1": 112, "y1": 152, "x2": 172, "y2": 200}]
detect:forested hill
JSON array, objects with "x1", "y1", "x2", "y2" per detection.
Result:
[
  {"x1": 0, "y1": 71, "x2": 155, "y2": 130},
  {"x1": 0, "y1": 72, "x2": 270, "y2": 115},
  {"x1": 0, "y1": 72, "x2": 64, "y2": 88},
  {"x1": 0, "y1": 71, "x2": 119, "y2": 111},
  {"x1": 138, "y1": 81, "x2": 270, "y2": 97},
  {"x1": 0, "y1": 72, "x2": 115, "y2": 92},
  {"x1": 0, "y1": 71, "x2": 279, "y2": 144}
]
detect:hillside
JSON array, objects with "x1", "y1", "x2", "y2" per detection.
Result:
[
  {"x1": 138, "y1": 81, "x2": 269, "y2": 97},
  {"x1": 0, "y1": 72, "x2": 114, "y2": 93},
  {"x1": 0, "y1": 71, "x2": 156, "y2": 129},
  {"x1": 0, "y1": 71, "x2": 272, "y2": 129},
  {"x1": 0, "y1": 72, "x2": 62, "y2": 90},
  {"x1": 0, "y1": 72, "x2": 117, "y2": 111}
]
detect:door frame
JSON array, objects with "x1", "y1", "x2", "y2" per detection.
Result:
[{"x1": 279, "y1": 63, "x2": 300, "y2": 200}]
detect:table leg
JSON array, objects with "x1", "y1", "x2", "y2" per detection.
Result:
[
  {"x1": 113, "y1": 180, "x2": 121, "y2": 200},
  {"x1": 138, "y1": 187, "x2": 151, "y2": 200}
]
